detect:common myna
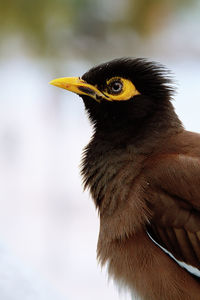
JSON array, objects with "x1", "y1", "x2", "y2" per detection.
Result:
[{"x1": 50, "y1": 58, "x2": 200, "y2": 300}]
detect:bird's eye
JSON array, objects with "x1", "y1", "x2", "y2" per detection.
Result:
[
  {"x1": 104, "y1": 77, "x2": 140, "y2": 101},
  {"x1": 109, "y1": 80, "x2": 123, "y2": 94}
]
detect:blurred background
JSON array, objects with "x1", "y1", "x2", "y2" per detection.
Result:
[{"x1": 0, "y1": 0, "x2": 200, "y2": 299}]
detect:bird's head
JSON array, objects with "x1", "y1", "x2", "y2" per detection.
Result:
[{"x1": 50, "y1": 58, "x2": 175, "y2": 130}]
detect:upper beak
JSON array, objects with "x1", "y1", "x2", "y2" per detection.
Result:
[{"x1": 49, "y1": 77, "x2": 107, "y2": 102}]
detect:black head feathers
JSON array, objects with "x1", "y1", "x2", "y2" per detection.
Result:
[
  {"x1": 82, "y1": 58, "x2": 175, "y2": 102},
  {"x1": 50, "y1": 58, "x2": 178, "y2": 131}
]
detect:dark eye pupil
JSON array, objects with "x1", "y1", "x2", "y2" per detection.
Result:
[{"x1": 111, "y1": 81, "x2": 122, "y2": 93}]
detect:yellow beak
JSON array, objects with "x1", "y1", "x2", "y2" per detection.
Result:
[{"x1": 49, "y1": 77, "x2": 108, "y2": 102}]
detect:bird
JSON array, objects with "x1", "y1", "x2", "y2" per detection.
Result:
[{"x1": 50, "y1": 58, "x2": 200, "y2": 300}]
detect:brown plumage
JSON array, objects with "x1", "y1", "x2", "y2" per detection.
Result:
[{"x1": 50, "y1": 58, "x2": 200, "y2": 299}]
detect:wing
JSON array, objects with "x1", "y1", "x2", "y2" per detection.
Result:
[{"x1": 145, "y1": 154, "x2": 200, "y2": 270}]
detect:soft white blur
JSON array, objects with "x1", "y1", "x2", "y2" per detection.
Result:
[{"x1": 0, "y1": 1, "x2": 200, "y2": 299}]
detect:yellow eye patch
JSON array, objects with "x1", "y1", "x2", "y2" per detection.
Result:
[{"x1": 103, "y1": 77, "x2": 140, "y2": 101}]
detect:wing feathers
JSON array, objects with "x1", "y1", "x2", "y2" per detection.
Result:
[
  {"x1": 174, "y1": 228, "x2": 198, "y2": 265},
  {"x1": 187, "y1": 231, "x2": 200, "y2": 261},
  {"x1": 166, "y1": 227, "x2": 183, "y2": 256},
  {"x1": 145, "y1": 154, "x2": 200, "y2": 269},
  {"x1": 149, "y1": 225, "x2": 200, "y2": 269}
]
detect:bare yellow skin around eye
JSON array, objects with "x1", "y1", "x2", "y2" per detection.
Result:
[{"x1": 103, "y1": 77, "x2": 140, "y2": 101}]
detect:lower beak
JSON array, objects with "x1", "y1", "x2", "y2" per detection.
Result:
[{"x1": 49, "y1": 77, "x2": 107, "y2": 102}]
